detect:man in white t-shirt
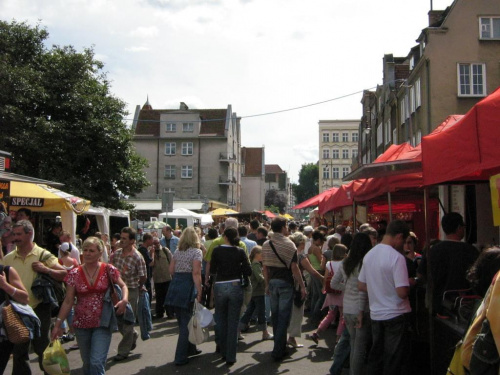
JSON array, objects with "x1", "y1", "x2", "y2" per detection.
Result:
[
  {"x1": 358, "y1": 220, "x2": 410, "y2": 375},
  {"x1": 59, "y1": 231, "x2": 81, "y2": 264}
]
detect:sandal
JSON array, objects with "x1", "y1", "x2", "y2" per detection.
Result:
[{"x1": 287, "y1": 338, "x2": 304, "y2": 348}]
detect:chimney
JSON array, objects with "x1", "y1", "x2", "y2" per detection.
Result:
[
  {"x1": 180, "y1": 102, "x2": 189, "y2": 111},
  {"x1": 428, "y1": 10, "x2": 444, "y2": 27}
]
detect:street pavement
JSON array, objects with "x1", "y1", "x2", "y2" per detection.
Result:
[{"x1": 6, "y1": 311, "x2": 344, "y2": 375}]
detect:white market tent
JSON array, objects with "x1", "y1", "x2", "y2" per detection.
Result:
[
  {"x1": 85, "y1": 206, "x2": 130, "y2": 235},
  {"x1": 158, "y1": 208, "x2": 212, "y2": 228}
]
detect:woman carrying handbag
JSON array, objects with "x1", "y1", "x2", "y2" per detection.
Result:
[
  {"x1": 0, "y1": 261, "x2": 29, "y2": 373},
  {"x1": 51, "y1": 237, "x2": 129, "y2": 375}
]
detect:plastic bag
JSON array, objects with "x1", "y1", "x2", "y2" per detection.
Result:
[{"x1": 42, "y1": 340, "x2": 70, "y2": 375}]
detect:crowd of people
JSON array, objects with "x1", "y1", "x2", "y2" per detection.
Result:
[{"x1": 0, "y1": 208, "x2": 499, "y2": 375}]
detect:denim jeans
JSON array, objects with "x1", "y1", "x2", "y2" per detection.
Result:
[
  {"x1": 344, "y1": 312, "x2": 371, "y2": 375},
  {"x1": 367, "y1": 314, "x2": 409, "y2": 375},
  {"x1": 240, "y1": 295, "x2": 266, "y2": 330},
  {"x1": 329, "y1": 327, "x2": 350, "y2": 375},
  {"x1": 310, "y1": 275, "x2": 324, "y2": 321},
  {"x1": 268, "y1": 278, "x2": 294, "y2": 359},
  {"x1": 75, "y1": 327, "x2": 112, "y2": 375},
  {"x1": 173, "y1": 306, "x2": 197, "y2": 364},
  {"x1": 214, "y1": 281, "x2": 244, "y2": 363}
]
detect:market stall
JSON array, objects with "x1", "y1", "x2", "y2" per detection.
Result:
[{"x1": 4, "y1": 181, "x2": 90, "y2": 243}]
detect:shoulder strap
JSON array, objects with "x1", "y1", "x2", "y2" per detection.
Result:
[
  {"x1": 269, "y1": 241, "x2": 289, "y2": 269},
  {"x1": 162, "y1": 248, "x2": 171, "y2": 263},
  {"x1": 329, "y1": 262, "x2": 334, "y2": 274}
]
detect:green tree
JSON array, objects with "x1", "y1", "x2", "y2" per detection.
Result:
[
  {"x1": 264, "y1": 189, "x2": 287, "y2": 214},
  {"x1": 292, "y1": 162, "x2": 319, "y2": 203},
  {"x1": 0, "y1": 20, "x2": 149, "y2": 209}
]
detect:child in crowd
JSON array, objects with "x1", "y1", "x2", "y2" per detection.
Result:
[
  {"x1": 239, "y1": 246, "x2": 273, "y2": 340},
  {"x1": 311, "y1": 244, "x2": 348, "y2": 344}
]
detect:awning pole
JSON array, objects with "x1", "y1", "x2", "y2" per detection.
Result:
[
  {"x1": 353, "y1": 200, "x2": 357, "y2": 230},
  {"x1": 388, "y1": 192, "x2": 392, "y2": 221},
  {"x1": 424, "y1": 187, "x2": 430, "y2": 250}
]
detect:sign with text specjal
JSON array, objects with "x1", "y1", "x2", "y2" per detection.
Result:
[{"x1": 490, "y1": 174, "x2": 500, "y2": 226}]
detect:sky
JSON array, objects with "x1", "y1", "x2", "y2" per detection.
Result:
[{"x1": 1, "y1": 0, "x2": 453, "y2": 183}]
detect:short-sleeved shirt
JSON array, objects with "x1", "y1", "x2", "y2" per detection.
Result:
[
  {"x1": 109, "y1": 248, "x2": 146, "y2": 289},
  {"x1": 2, "y1": 244, "x2": 59, "y2": 308},
  {"x1": 174, "y1": 247, "x2": 203, "y2": 273},
  {"x1": 205, "y1": 237, "x2": 246, "y2": 263},
  {"x1": 65, "y1": 263, "x2": 120, "y2": 328},
  {"x1": 358, "y1": 243, "x2": 410, "y2": 321}
]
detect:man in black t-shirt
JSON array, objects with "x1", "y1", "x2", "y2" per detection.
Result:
[{"x1": 418, "y1": 212, "x2": 478, "y2": 316}]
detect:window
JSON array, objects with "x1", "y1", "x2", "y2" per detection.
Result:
[
  {"x1": 322, "y1": 149, "x2": 330, "y2": 159},
  {"x1": 332, "y1": 149, "x2": 339, "y2": 159},
  {"x1": 166, "y1": 123, "x2": 176, "y2": 132},
  {"x1": 332, "y1": 167, "x2": 339, "y2": 179},
  {"x1": 182, "y1": 122, "x2": 194, "y2": 132},
  {"x1": 342, "y1": 132, "x2": 349, "y2": 142},
  {"x1": 342, "y1": 149, "x2": 349, "y2": 159},
  {"x1": 385, "y1": 119, "x2": 391, "y2": 145},
  {"x1": 393, "y1": 128, "x2": 398, "y2": 145},
  {"x1": 322, "y1": 166, "x2": 330, "y2": 179},
  {"x1": 377, "y1": 124, "x2": 383, "y2": 147},
  {"x1": 342, "y1": 167, "x2": 350, "y2": 177},
  {"x1": 352, "y1": 132, "x2": 358, "y2": 142},
  {"x1": 352, "y1": 149, "x2": 358, "y2": 159},
  {"x1": 164, "y1": 165, "x2": 176, "y2": 179},
  {"x1": 181, "y1": 142, "x2": 193, "y2": 155},
  {"x1": 181, "y1": 165, "x2": 193, "y2": 178},
  {"x1": 400, "y1": 100, "x2": 406, "y2": 125},
  {"x1": 415, "y1": 78, "x2": 421, "y2": 108},
  {"x1": 322, "y1": 133, "x2": 329, "y2": 143},
  {"x1": 165, "y1": 142, "x2": 176, "y2": 155},
  {"x1": 480, "y1": 17, "x2": 500, "y2": 39},
  {"x1": 458, "y1": 63, "x2": 486, "y2": 97},
  {"x1": 332, "y1": 133, "x2": 339, "y2": 142},
  {"x1": 416, "y1": 130, "x2": 422, "y2": 145},
  {"x1": 410, "y1": 86, "x2": 415, "y2": 113}
]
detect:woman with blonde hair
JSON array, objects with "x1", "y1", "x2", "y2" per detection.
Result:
[
  {"x1": 51, "y1": 237, "x2": 129, "y2": 375},
  {"x1": 165, "y1": 227, "x2": 203, "y2": 366}
]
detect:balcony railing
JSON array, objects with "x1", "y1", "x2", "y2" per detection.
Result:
[
  {"x1": 219, "y1": 152, "x2": 237, "y2": 162},
  {"x1": 219, "y1": 176, "x2": 237, "y2": 185}
]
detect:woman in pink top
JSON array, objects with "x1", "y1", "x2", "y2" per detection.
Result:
[{"x1": 51, "y1": 237, "x2": 129, "y2": 375}]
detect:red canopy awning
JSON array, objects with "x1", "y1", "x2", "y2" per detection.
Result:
[
  {"x1": 262, "y1": 210, "x2": 276, "y2": 218},
  {"x1": 292, "y1": 187, "x2": 338, "y2": 210},
  {"x1": 319, "y1": 181, "x2": 363, "y2": 214},
  {"x1": 422, "y1": 87, "x2": 500, "y2": 185}
]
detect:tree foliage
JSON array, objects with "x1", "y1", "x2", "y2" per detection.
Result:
[
  {"x1": 0, "y1": 20, "x2": 149, "y2": 209},
  {"x1": 292, "y1": 162, "x2": 319, "y2": 204},
  {"x1": 264, "y1": 189, "x2": 287, "y2": 214}
]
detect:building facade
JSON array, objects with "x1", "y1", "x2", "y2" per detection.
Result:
[
  {"x1": 240, "y1": 147, "x2": 265, "y2": 212},
  {"x1": 319, "y1": 120, "x2": 359, "y2": 191},
  {"x1": 264, "y1": 164, "x2": 292, "y2": 212},
  {"x1": 130, "y1": 100, "x2": 241, "y2": 218},
  {"x1": 359, "y1": 0, "x2": 500, "y2": 163}
]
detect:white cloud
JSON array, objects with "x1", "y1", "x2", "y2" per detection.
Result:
[
  {"x1": 125, "y1": 46, "x2": 150, "y2": 52},
  {"x1": 129, "y1": 26, "x2": 159, "y2": 38}
]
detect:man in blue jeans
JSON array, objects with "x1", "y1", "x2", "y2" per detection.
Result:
[
  {"x1": 262, "y1": 217, "x2": 306, "y2": 361},
  {"x1": 358, "y1": 220, "x2": 411, "y2": 375}
]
